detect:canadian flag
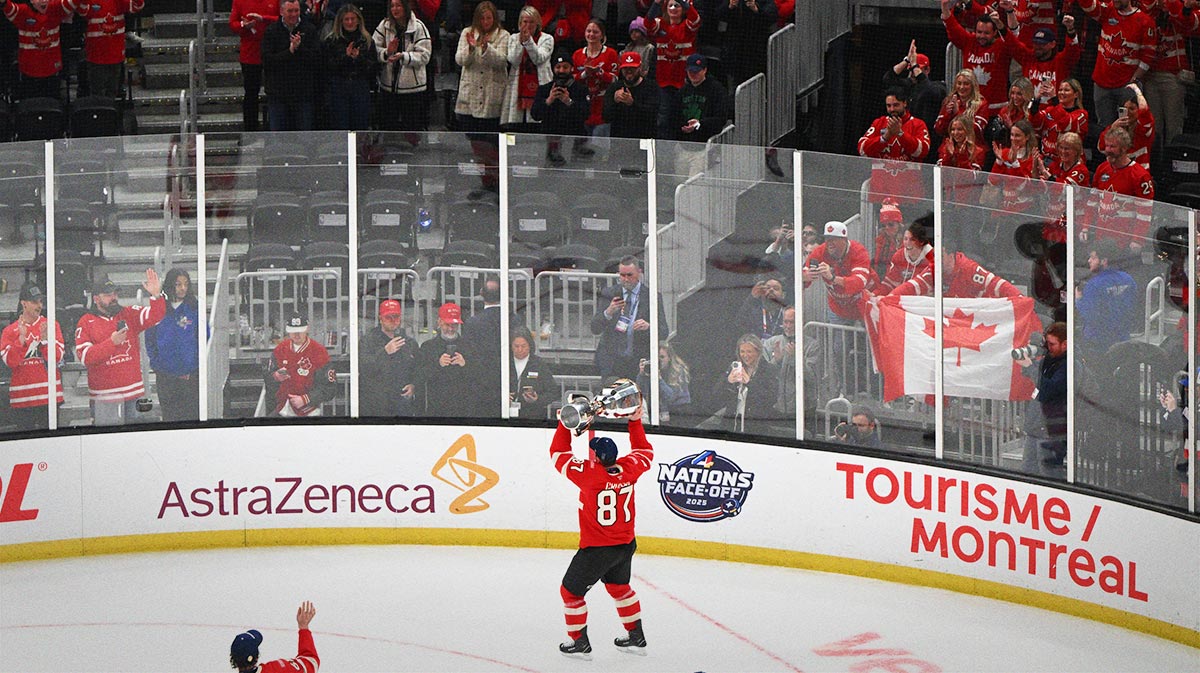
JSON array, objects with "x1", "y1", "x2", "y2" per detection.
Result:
[{"x1": 862, "y1": 295, "x2": 1038, "y2": 402}]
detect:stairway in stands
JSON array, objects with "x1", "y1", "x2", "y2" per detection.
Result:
[{"x1": 133, "y1": 7, "x2": 243, "y2": 135}]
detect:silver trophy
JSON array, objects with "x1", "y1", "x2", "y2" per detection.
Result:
[{"x1": 559, "y1": 378, "x2": 643, "y2": 435}]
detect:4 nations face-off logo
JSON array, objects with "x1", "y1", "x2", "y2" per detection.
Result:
[{"x1": 658, "y1": 450, "x2": 754, "y2": 522}]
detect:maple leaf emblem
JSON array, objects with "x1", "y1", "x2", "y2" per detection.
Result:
[
  {"x1": 922, "y1": 308, "x2": 997, "y2": 366},
  {"x1": 972, "y1": 65, "x2": 991, "y2": 87}
]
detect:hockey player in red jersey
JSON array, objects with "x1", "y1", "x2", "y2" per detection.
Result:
[
  {"x1": 75, "y1": 270, "x2": 165, "y2": 426},
  {"x1": 552, "y1": 403, "x2": 654, "y2": 658},
  {"x1": 942, "y1": 245, "x2": 1023, "y2": 298},
  {"x1": 230, "y1": 600, "x2": 319, "y2": 673}
]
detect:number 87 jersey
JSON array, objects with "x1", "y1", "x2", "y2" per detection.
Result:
[{"x1": 550, "y1": 421, "x2": 655, "y2": 548}]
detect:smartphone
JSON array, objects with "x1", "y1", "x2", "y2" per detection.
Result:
[
  {"x1": 116, "y1": 320, "x2": 128, "y2": 331},
  {"x1": 445, "y1": 344, "x2": 458, "y2": 356},
  {"x1": 1117, "y1": 107, "x2": 1128, "y2": 120},
  {"x1": 731, "y1": 361, "x2": 742, "y2": 371}
]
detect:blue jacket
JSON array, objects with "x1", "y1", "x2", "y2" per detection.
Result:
[
  {"x1": 1077, "y1": 268, "x2": 1137, "y2": 354},
  {"x1": 146, "y1": 299, "x2": 200, "y2": 376}
]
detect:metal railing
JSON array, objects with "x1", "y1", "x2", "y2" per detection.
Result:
[
  {"x1": 767, "y1": 24, "x2": 799, "y2": 145},
  {"x1": 1144, "y1": 276, "x2": 1168, "y2": 345},
  {"x1": 531, "y1": 271, "x2": 619, "y2": 362},
  {"x1": 358, "y1": 267, "x2": 422, "y2": 339},
  {"x1": 421, "y1": 267, "x2": 534, "y2": 340},
  {"x1": 234, "y1": 268, "x2": 345, "y2": 355}
]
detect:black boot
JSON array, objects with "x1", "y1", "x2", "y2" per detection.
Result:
[
  {"x1": 559, "y1": 626, "x2": 592, "y2": 658},
  {"x1": 614, "y1": 623, "x2": 647, "y2": 654}
]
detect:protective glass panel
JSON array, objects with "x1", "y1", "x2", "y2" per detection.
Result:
[
  {"x1": 1072, "y1": 181, "x2": 1190, "y2": 509},
  {"x1": 657, "y1": 139, "x2": 793, "y2": 436},
  {"x1": 508, "y1": 133, "x2": 647, "y2": 426},
  {"x1": 52, "y1": 134, "x2": 198, "y2": 428},
  {"x1": 940, "y1": 158, "x2": 1060, "y2": 472},
  {"x1": 0, "y1": 140, "x2": 51, "y2": 432},
  {"x1": 803, "y1": 150, "x2": 934, "y2": 456},
  {"x1": 213, "y1": 130, "x2": 350, "y2": 420}
]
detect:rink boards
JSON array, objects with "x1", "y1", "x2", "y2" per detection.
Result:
[{"x1": 0, "y1": 423, "x2": 1196, "y2": 648}]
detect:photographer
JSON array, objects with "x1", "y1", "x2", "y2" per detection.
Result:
[
  {"x1": 707, "y1": 334, "x2": 779, "y2": 434},
  {"x1": 833, "y1": 406, "x2": 882, "y2": 448},
  {"x1": 416, "y1": 302, "x2": 477, "y2": 417},
  {"x1": 530, "y1": 51, "x2": 590, "y2": 165},
  {"x1": 1016, "y1": 321, "x2": 1068, "y2": 470},
  {"x1": 1156, "y1": 375, "x2": 1192, "y2": 478}
]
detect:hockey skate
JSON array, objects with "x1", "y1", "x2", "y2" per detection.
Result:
[
  {"x1": 559, "y1": 626, "x2": 592, "y2": 659},
  {"x1": 614, "y1": 624, "x2": 647, "y2": 655}
]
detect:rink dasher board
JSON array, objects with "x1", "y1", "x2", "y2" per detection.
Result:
[{"x1": 0, "y1": 424, "x2": 1196, "y2": 648}]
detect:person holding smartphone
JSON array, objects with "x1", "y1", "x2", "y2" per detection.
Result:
[
  {"x1": 1096, "y1": 83, "x2": 1154, "y2": 169},
  {"x1": 508, "y1": 325, "x2": 556, "y2": 419},
  {"x1": 709, "y1": 333, "x2": 779, "y2": 434},
  {"x1": 416, "y1": 303, "x2": 478, "y2": 417},
  {"x1": 531, "y1": 51, "x2": 590, "y2": 165},
  {"x1": 75, "y1": 271, "x2": 166, "y2": 426},
  {"x1": 322, "y1": 3, "x2": 376, "y2": 130},
  {"x1": 359, "y1": 299, "x2": 419, "y2": 417}
]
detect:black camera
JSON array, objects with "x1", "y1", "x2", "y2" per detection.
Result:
[
  {"x1": 984, "y1": 116, "x2": 1010, "y2": 146},
  {"x1": 833, "y1": 422, "x2": 850, "y2": 439}
]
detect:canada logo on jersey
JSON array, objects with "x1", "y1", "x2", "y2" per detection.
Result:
[{"x1": 657, "y1": 450, "x2": 754, "y2": 523}]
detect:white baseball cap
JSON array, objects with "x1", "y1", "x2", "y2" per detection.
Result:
[{"x1": 823, "y1": 221, "x2": 848, "y2": 238}]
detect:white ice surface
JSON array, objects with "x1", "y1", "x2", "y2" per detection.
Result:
[{"x1": 1, "y1": 545, "x2": 1196, "y2": 672}]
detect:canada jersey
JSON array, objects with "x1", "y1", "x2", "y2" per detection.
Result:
[
  {"x1": 0, "y1": 317, "x2": 65, "y2": 407},
  {"x1": 259, "y1": 628, "x2": 319, "y2": 673},
  {"x1": 75, "y1": 296, "x2": 166, "y2": 402},
  {"x1": 78, "y1": 0, "x2": 144, "y2": 65},
  {"x1": 945, "y1": 252, "x2": 1022, "y2": 298},
  {"x1": 551, "y1": 421, "x2": 653, "y2": 549}
]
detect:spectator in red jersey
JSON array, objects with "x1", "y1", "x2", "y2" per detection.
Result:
[
  {"x1": 1137, "y1": 0, "x2": 1194, "y2": 150},
  {"x1": 881, "y1": 220, "x2": 935, "y2": 297},
  {"x1": 1031, "y1": 77, "x2": 1089, "y2": 158},
  {"x1": 1009, "y1": 19, "x2": 1081, "y2": 103},
  {"x1": 530, "y1": 0, "x2": 590, "y2": 49},
  {"x1": 230, "y1": 601, "x2": 319, "y2": 673},
  {"x1": 553, "y1": 404, "x2": 653, "y2": 658},
  {"x1": 801, "y1": 220, "x2": 876, "y2": 324},
  {"x1": 941, "y1": 0, "x2": 1014, "y2": 117},
  {"x1": 857, "y1": 87, "x2": 932, "y2": 205},
  {"x1": 231, "y1": 0, "x2": 278, "y2": 131},
  {"x1": 263, "y1": 312, "x2": 337, "y2": 417},
  {"x1": 573, "y1": 18, "x2": 617, "y2": 143},
  {"x1": 75, "y1": 0, "x2": 144, "y2": 99},
  {"x1": 939, "y1": 115, "x2": 988, "y2": 207},
  {"x1": 1076, "y1": 0, "x2": 1157, "y2": 132},
  {"x1": 75, "y1": 271, "x2": 166, "y2": 427},
  {"x1": 1097, "y1": 83, "x2": 1155, "y2": 168},
  {"x1": 644, "y1": 0, "x2": 701, "y2": 139},
  {"x1": 0, "y1": 283, "x2": 64, "y2": 431},
  {"x1": 1087, "y1": 126, "x2": 1155, "y2": 250},
  {"x1": 938, "y1": 114, "x2": 988, "y2": 171},
  {"x1": 986, "y1": 118, "x2": 1040, "y2": 217},
  {"x1": 941, "y1": 244, "x2": 1023, "y2": 298},
  {"x1": 1036, "y1": 130, "x2": 1090, "y2": 244},
  {"x1": 1, "y1": 0, "x2": 79, "y2": 101},
  {"x1": 935, "y1": 69, "x2": 990, "y2": 144},
  {"x1": 872, "y1": 198, "x2": 906, "y2": 280},
  {"x1": 994, "y1": 76, "x2": 1034, "y2": 135},
  {"x1": 1012, "y1": 0, "x2": 1058, "y2": 47}
]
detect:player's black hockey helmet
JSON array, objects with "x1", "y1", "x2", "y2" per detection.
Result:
[
  {"x1": 590, "y1": 437, "x2": 618, "y2": 466},
  {"x1": 229, "y1": 629, "x2": 262, "y2": 670}
]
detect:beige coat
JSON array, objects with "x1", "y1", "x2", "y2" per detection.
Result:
[
  {"x1": 499, "y1": 31, "x2": 554, "y2": 126},
  {"x1": 454, "y1": 26, "x2": 511, "y2": 120}
]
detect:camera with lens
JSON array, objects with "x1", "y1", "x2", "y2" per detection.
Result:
[
  {"x1": 983, "y1": 116, "x2": 1010, "y2": 146},
  {"x1": 1011, "y1": 344, "x2": 1044, "y2": 361}
]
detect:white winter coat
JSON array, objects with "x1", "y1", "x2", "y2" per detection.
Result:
[
  {"x1": 454, "y1": 26, "x2": 511, "y2": 120},
  {"x1": 373, "y1": 15, "x2": 432, "y2": 95},
  {"x1": 499, "y1": 31, "x2": 554, "y2": 126}
]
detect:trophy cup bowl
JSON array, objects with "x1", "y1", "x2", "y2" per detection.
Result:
[{"x1": 559, "y1": 378, "x2": 642, "y2": 435}]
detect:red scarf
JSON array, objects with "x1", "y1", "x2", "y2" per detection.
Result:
[{"x1": 517, "y1": 32, "x2": 541, "y2": 110}]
